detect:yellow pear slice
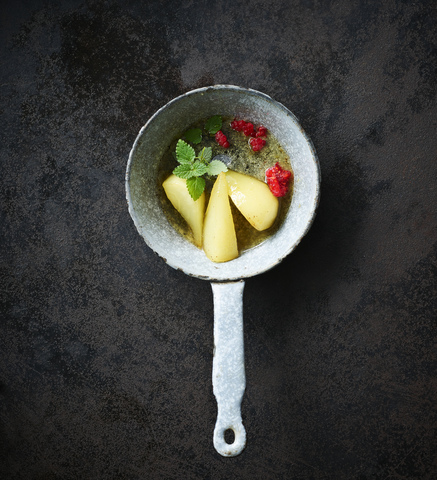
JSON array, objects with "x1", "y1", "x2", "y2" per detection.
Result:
[
  {"x1": 203, "y1": 172, "x2": 238, "y2": 263},
  {"x1": 225, "y1": 170, "x2": 279, "y2": 231},
  {"x1": 162, "y1": 174, "x2": 205, "y2": 247}
]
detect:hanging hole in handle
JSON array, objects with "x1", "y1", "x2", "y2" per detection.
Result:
[
  {"x1": 214, "y1": 422, "x2": 246, "y2": 456},
  {"x1": 224, "y1": 428, "x2": 235, "y2": 445}
]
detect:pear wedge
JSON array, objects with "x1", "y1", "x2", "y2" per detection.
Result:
[
  {"x1": 162, "y1": 174, "x2": 205, "y2": 247},
  {"x1": 225, "y1": 170, "x2": 279, "y2": 231},
  {"x1": 203, "y1": 172, "x2": 238, "y2": 263}
]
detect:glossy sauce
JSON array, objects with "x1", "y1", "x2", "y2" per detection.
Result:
[{"x1": 158, "y1": 116, "x2": 294, "y2": 252}]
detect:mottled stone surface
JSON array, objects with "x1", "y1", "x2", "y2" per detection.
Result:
[{"x1": 1, "y1": 0, "x2": 436, "y2": 478}]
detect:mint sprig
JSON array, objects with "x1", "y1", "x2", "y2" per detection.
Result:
[
  {"x1": 198, "y1": 146, "x2": 212, "y2": 164},
  {"x1": 184, "y1": 128, "x2": 202, "y2": 144},
  {"x1": 173, "y1": 139, "x2": 228, "y2": 201},
  {"x1": 205, "y1": 115, "x2": 222, "y2": 135},
  {"x1": 208, "y1": 159, "x2": 228, "y2": 175},
  {"x1": 175, "y1": 140, "x2": 195, "y2": 164},
  {"x1": 187, "y1": 177, "x2": 206, "y2": 201},
  {"x1": 173, "y1": 161, "x2": 208, "y2": 179},
  {"x1": 181, "y1": 116, "x2": 223, "y2": 146}
]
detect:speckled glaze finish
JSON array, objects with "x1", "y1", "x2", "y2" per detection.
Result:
[
  {"x1": 126, "y1": 85, "x2": 320, "y2": 281},
  {"x1": 211, "y1": 281, "x2": 246, "y2": 456},
  {"x1": 126, "y1": 85, "x2": 320, "y2": 455}
]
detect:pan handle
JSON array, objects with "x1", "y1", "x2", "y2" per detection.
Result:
[{"x1": 211, "y1": 280, "x2": 246, "y2": 457}]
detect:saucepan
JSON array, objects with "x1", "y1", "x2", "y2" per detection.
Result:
[{"x1": 125, "y1": 85, "x2": 320, "y2": 456}]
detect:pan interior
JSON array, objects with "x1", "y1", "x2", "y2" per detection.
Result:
[{"x1": 126, "y1": 86, "x2": 320, "y2": 281}]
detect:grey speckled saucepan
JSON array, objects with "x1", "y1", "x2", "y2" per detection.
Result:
[{"x1": 126, "y1": 85, "x2": 320, "y2": 457}]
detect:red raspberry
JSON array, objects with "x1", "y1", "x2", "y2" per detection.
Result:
[
  {"x1": 230, "y1": 119, "x2": 246, "y2": 131},
  {"x1": 242, "y1": 122, "x2": 255, "y2": 137},
  {"x1": 249, "y1": 137, "x2": 266, "y2": 152},
  {"x1": 256, "y1": 125, "x2": 268, "y2": 137},
  {"x1": 265, "y1": 162, "x2": 293, "y2": 197},
  {"x1": 215, "y1": 130, "x2": 230, "y2": 148},
  {"x1": 265, "y1": 175, "x2": 282, "y2": 197}
]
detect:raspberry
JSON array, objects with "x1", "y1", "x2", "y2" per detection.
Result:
[
  {"x1": 215, "y1": 130, "x2": 230, "y2": 148},
  {"x1": 265, "y1": 162, "x2": 293, "y2": 197},
  {"x1": 230, "y1": 119, "x2": 246, "y2": 132},
  {"x1": 256, "y1": 125, "x2": 268, "y2": 137},
  {"x1": 265, "y1": 175, "x2": 283, "y2": 197},
  {"x1": 232, "y1": 119, "x2": 268, "y2": 147},
  {"x1": 242, "y1": 122, "x2": 255, "y2": 137},
  {"x1": 249, "y1": 137, "x2": 266, "y2": 152}
]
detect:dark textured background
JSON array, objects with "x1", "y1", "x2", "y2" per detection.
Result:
[{"x1": 1, "y1": 0, "x2": 436, "y2": 478}]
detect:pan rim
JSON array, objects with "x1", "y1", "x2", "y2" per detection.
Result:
[{"x1": 126, "y1": 85, "x2": 321, "y2": 281}]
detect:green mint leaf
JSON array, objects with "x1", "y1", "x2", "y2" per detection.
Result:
[
  {"x1": 205, "y1": 115, "x2": 222, "y2": 135},
  {"x1": 187, "y1": 176, "x2": 206, "y2": 201},
  {"x1": 173, "y1": 161, "x2": 208, "y2": 179},
  {"x1": 184, "y1": 128, "x2": 202, "y2": 144},
  {"x1": 176, "y1": 139, "x2": 195, "y2": 164},
  {"x1": 173, "y1": 164, "x2": 196, "y2": 179},
  {"x1": 197, "y1": 146, "x2": 212, "y2": 164},
  {"x1": 207, "y1": 160, "x2": 228, "y2": 176},
  {"x1": 191, "y1": 160, "x2": 208, "y2": 177}
]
